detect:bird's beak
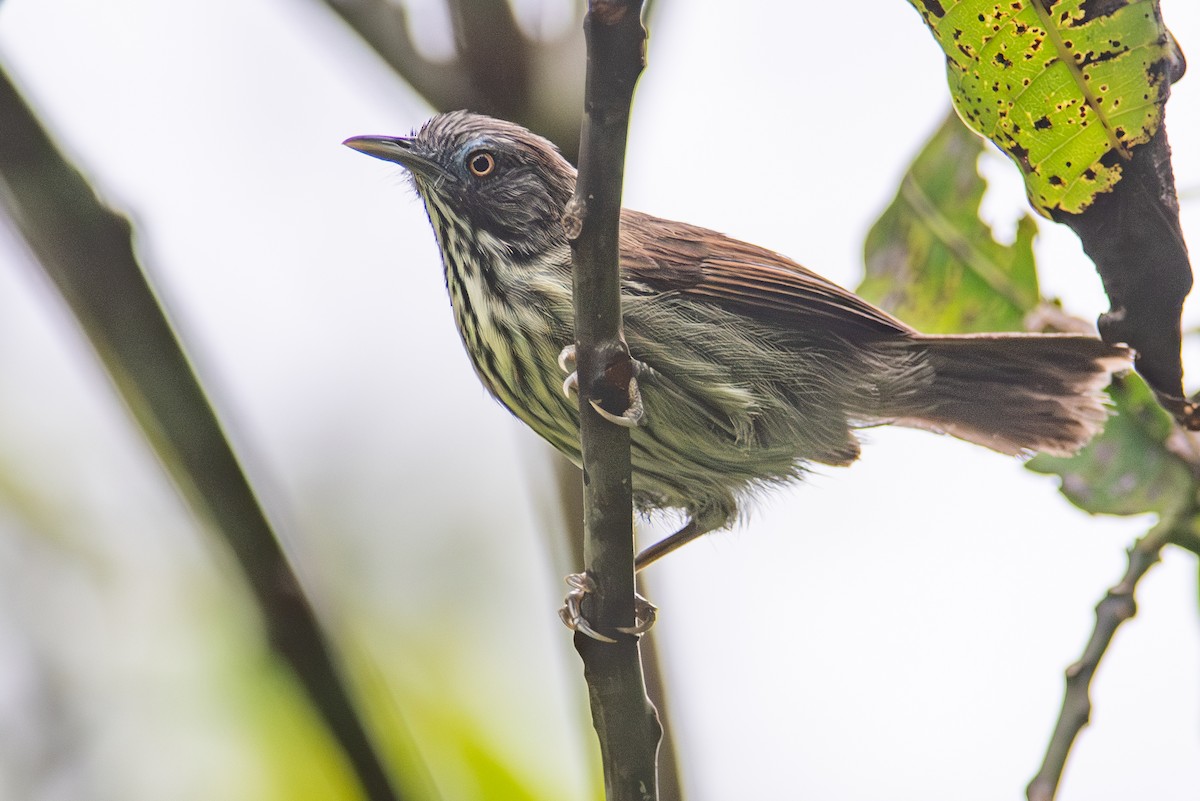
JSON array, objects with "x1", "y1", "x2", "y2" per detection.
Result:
[{"x1": 342, "y1": 135, "x2": 450, "y2": 183}]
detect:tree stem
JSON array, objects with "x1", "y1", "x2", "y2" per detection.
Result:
[{"x1": 564, "y1": 2, "x2": 661, "y2": 799}]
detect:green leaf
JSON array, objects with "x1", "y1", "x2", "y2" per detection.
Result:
[
  {"x1": 860, "y1": 111, "x2": 1039, "y2": 333},
  {"x1": 908, "y1": 0, "x2": 1180, "y2": 215},
  {"x1": 1026, "y1": 374, "x2": 1194, "y2": 517}
]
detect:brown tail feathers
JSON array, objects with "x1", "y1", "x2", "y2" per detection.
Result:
[{"x1": 886, "y1": 333, "x2": 1131, "y2": 457}]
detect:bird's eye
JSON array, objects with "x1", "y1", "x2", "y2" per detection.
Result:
[{"x1": 467, "y1": 150, "x2": 495, "y2": 177}]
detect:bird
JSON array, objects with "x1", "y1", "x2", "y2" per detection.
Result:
[{"x1": 344, "y1": 110, "x2": 1129, "y2": 570}]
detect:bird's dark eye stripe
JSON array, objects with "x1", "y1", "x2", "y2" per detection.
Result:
[{"x1": 468, "y1": 151, "x2": 495, "y2": 177}]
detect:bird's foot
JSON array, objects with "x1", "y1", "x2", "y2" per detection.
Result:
[
  {"x1": 592, "y1": 375, "x2": 645, "y2": 427},
  {"x1": 557, "y1": 344, "x2": 650, "y2": 428},
  {"x1": 558, "y1": 572, "x2": 657, "y2": 643}
]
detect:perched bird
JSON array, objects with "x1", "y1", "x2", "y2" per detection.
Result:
[{"x1": 345, "y1": 111, "x2": 1129, "y2": 569}]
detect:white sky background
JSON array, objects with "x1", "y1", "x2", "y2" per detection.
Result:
[{"x1": 0, "y1": 1, "x2": 1198, "y2": 800}]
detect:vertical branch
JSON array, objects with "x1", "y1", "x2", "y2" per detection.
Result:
[
  {"x1": 562, "y1": 2, "x2": 660, "y2": 800},
  {"x1": 0, "y1": 64, "x2": 402, "y2": 801},
  {"x1": 545, "y1": 457, "x2": 684, "y2": 801}
]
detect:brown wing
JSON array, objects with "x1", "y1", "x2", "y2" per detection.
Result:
[{"x1": 619, "y1": 209, "x2": 912, "y2": 340}]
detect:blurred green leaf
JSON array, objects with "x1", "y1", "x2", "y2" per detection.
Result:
[
  {"x1": 249, "y1": 652, "x2": 560, "y2": 801},
  {"x1": 247, "y1": 665, "x2": 369, "y2": 801},
  {"x1": 860, "y1": 111, "x2": 1039, "y2": 333},
  {"x1": 350, "y1": 643, "x2": 567, "y2": 801},
  {"x1": 907, "y1": 0, "x2": 1180, "y2": 216},
  {"x1": 1027, "y1": 374, "x2": 1194, "y2": 518}
]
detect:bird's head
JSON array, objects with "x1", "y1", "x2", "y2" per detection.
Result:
[{"x1": 345, "y1": 111, "x2": 578, "y2": 260}]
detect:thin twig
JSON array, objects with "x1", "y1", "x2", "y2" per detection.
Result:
[
  {"x1": 1026, "y1": 521, "x2": 1179, "y2": 801},
  {"x1": 564, "y1": 2, "x2": 660, "y2": 799},
  {"x1": 0, "y1": 63, "x2": 402, "y2": 801}
]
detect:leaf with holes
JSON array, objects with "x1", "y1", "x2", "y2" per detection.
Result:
[
  {"x1": 908, "y1": 0, "x2": 1182, "y2": 216},
  {"x1": 1026, "y1": 373, "x2": 1194, "y2": 517},
  {"x1": 859, "y1": 111, "x2": 1039, "y2": 333}
]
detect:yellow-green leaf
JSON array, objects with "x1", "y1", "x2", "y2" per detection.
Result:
[{"x1": 909, "y1": 0, "x2": 1181, "y2": 215}]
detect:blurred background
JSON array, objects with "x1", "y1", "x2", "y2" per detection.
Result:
[{"x1": 0, "y1": 1, "x2": 1198, "y2": 799}]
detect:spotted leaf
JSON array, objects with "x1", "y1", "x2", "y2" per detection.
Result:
[{"x1": 909, "y1": 0, "x2": 1183, "y2": 216}]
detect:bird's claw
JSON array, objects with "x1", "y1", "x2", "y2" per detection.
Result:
[
  {"x1": 590, "y1": 376, "x2": 645, "y2": 427},
  {"x1": 561, "y1": 373, "x2": 579, "y2": 399},
  {"x1": 559, "y1": 346, "x2": 579, "y2": 400},
  {"x1": 557, "y1": 345, "x2": 649, "y2": 428},
  {"x1": 559, "y1": 573, "x2": 617, "y2": 642},
  {"x1": 557, "y1": 345, "x2": 576, "y2": 375},
  {"x1": 559, "y1": 572, "x2": 657, "y2": 643}
]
